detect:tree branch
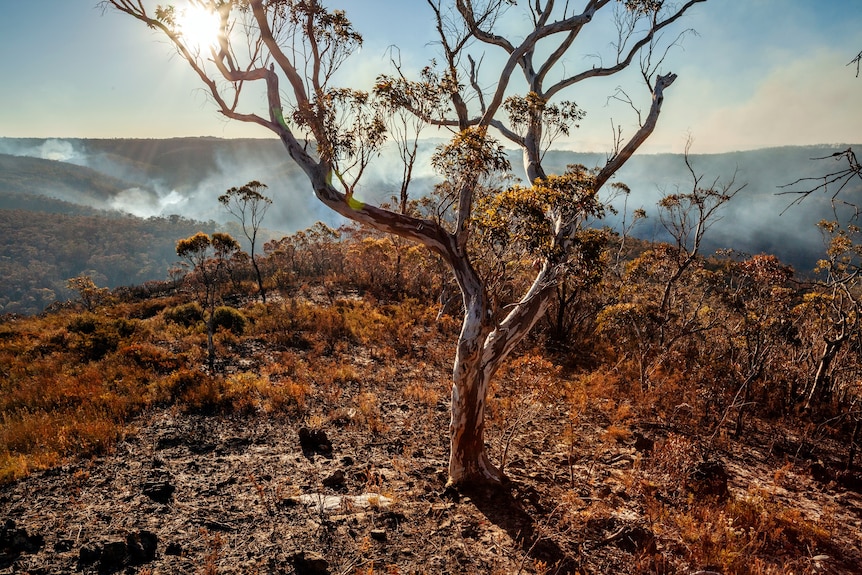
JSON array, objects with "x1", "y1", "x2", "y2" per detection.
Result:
[{"x1": 594, "y1": 72, "x2": 677, "y2": 190}]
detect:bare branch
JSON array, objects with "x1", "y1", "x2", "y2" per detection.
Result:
[
  {"x1": 849, "y1": 49, "x2": 862, "y2": 77},
  {"x1": 777, "y1": 148, "x2": 862, "y2": 215},
  {"x1": 594, "y1": 72, "x2": 676, "y2": 191}
]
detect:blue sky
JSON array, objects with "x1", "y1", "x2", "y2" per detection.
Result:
[{"x1": 1, "y1": 1, "x2": 860, "y2": 153}]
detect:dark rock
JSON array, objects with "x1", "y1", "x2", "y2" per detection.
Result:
[
  {"x1": 810, "y1": 461, "x2": 833, "y2": 484},
  {"x1": 378, "y1": 510, "x2": 406, "y2": 529},
  {"x1": 322, "y1": 469, "x2": 346, "y2": 488},
  {"x1": 614, "y1": 525, "x2": 657, "y2": 555},
  {"x1": 837, "y1": 469, "x2": 862, "y2": 492},
  {"x1": 155, "y1": 434, "x2": 183, "y2": 450},
  {"x1": 99, "y1": 540, "x2": 128, "y2": 572},
  {"x1": 299, "y1": 427, "x2": 333, "y2": 456},
  {"x1": 632, "y1": 431, "x2": 655, "y2": 453},
  {"x1": 142, "y1": 480, "x2": 175, "y2": 503},
  {"x1": 370, "y1": 528, "x2": 387, "y2": 541},
  {"x1": 290, "y1": 550, "x2": 330, "y2": 575},
  {"x1": 78, "y1": 543, "x2": 102, "y2": 565},
  {"x1": 685, "y1": 460, "x2": 729, "y2": 500},
  {"x1": 0, "y1": 520, "x2": 44, "y2": 555},
  {"x1": 189, "y1": 441, "x2": 216, "y2": 454},
  {"x1": 165, "y1": 542, "x2": 183, "y2": 556},
  {"x1": 126, "y1": 530, "x2": 158, "y2": 564}
]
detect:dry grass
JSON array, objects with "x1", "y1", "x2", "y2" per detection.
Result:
[{"x1": 1, "y1": 281, "x2": 859, "y2": 573}]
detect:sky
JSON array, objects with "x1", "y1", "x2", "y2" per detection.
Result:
[{"x1": 1, "y1": 1, "x2": 860, "y2": 154}]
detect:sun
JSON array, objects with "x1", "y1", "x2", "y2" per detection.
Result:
[{"x1": 175, "y1": 3, "x2": 221, "y2": 52}]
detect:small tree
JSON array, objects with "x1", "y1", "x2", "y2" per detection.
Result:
[
  {"x1": 799, "y1": 221, "x2": 862, "y2": 410},
  {"x1": 106, "y1": 0, "x2": 708, "y2": 486},
  {"x1": 67, "y1": 274, "x2": 110, "y2": 312},
  {"x1": 176, "y1": 231, "x2": 241, "y2": 371},
  {"x1": 218, "y1": 181, "x2": 272, "y2": 303},
  {"x1": 597, "y1": 152, "x2": 740, "y2": 390}
]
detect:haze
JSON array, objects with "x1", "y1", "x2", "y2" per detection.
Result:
[{"x1": 0, "y1": 1, "x2": 860, "y2": 154}]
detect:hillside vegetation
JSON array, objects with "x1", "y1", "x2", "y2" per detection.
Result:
[
  {"x1": 1, "y1": 218, "x2": 861, "y2": 574},
  {"x1": 0, "y1": 209, "x2": 219, "y2": 315},
  {"x1": 2, "y1": 138, "x2": 861, "y2": 271}
]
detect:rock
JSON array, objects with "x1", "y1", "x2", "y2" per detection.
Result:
[
  {"x1": 810, "y1": 461, "x2": 833, "y2": 484},
  {"x1": 836, "y1": 469, "x2": 862, "y2": 492},
  {"x1": 155, "y1": 433, "x2": 183, "y2": 450},
  {"x1": 0, "y1": 519, "x2": 44, "y2": 555},
  {"x1": 165, "y1": 541, "x2": 184, "y2": 556},
  {"x1": 370, "y1": 528, "x2": 387, "y2": 541},
  {"x1": 685, "y1": 460, "x2": 729, "y2": 500},
  {"x1": 142, "y1": 479, "x2": 175, "y2": 503},
  {"x1": 632, "y1": 431, "x2": 655, "y2": 453},
  {"x1": 100, "y1": 540, "x2": 128, "y2": 572},
  {"x1": 78, "y1": 543, "x2": 102, "y2": 565},
  {"x1": 290, "y1": 550, "x2": 330, "y2": 575},
  {"x1": 294, "y1": 493, "x2": 393, "y2": 513},
  {"x1": 299, "y1": 427, "x2": 333, "y2": 456},
  {"x1": 126, "y1": 530, "x2": 158, "y2": 564},
  {"x1": 322, "y1": 469, "x2": 346, "y2": 488}
]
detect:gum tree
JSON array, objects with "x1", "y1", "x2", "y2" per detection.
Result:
[
  {"x1": 104, "y1": 0, "x2": 707, "y2": 486},
  {"x1": 219, "y1": 180, "x2": 273, "y2": 303},
  {"x1": 176, "y1": 231, "x2": 241, "y2": 371}
]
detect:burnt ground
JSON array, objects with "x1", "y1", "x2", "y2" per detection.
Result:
[{"x1": 2, "y1": 350, "x2": 862, "y2": 574}]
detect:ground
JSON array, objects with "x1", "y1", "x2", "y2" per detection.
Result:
[{"x1": 2, "y1": 302, "x2": 862, "y2": 574}]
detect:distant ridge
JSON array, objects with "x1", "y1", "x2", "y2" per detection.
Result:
[{"x1": 1, "y1": 137, "x2": 860, "y2": 273}]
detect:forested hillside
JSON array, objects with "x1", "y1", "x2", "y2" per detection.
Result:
[
  {"x1": 0, "y1": 209, "x2": 218, "y2": 315},
  {"x1": 2, "y1": 138, "x2": 860, "y2": 274},
  {"x1": 3, "y1": 138, "x2": 861, "y2": 315}
]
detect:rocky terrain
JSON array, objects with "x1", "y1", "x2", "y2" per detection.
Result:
[{"x1": 3, "y1": 394, "x2": 862, "y2": 574}]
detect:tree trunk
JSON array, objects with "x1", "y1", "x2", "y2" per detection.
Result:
[
  {"x1": 206, "y1": 315, "x2": 215, "y2": 372},
  {"x1": 447, "y1": 355, "x2": 503, "y2": 485},
  {"x1": 847, "y1": 417, "x2": 861, "y2": 471},
  {"x1": 805, "y1": 338, "x2": 843, "y2": 410},
  {"x1": 446, "y1": 268, "x2": 503, "y2": 486},
  {"x1": 446, "y1": 262, "x2": 557, "y2": 486},
  {"x1": 251, "y1": 255, "x2": 267, "y2": 304}
]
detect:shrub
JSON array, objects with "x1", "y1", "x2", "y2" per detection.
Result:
[
  {"x1": 67, "y1": 314, "x2": 98, "y2": 334},
  {"x1": 67, "y1": 314, "x2": 121, "y2": 362},
  {"x1": 148, "y1": 368, "x2": 220, "y2": 411},
  {"x1": 212, "y1": 306, "x2": 247, "y2": 335},
  {"x1": 121, "y1": 343, "x2": 183, "y2": 374},
  {"x1": 225, "y1": 372, "x2": 309, "y2": 414},
  {"x1": 164, "y1": 302, "x2": 204, "y2": 327}
]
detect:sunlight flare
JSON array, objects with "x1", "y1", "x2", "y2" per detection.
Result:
[{"x1": 175, "y1": 2, "x2": 221, "y2": 52}]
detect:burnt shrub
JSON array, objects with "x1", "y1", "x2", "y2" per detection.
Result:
[
  {"x1": 121, "y1": 343, "x2": 183, "y2": 374},
  {"x1": 164, "y1": 302, "x2": 203, "y2": 327},
  {"x1": 67, "y1": 314, "x2": 122, "y2": 362},
  {"x1": 212, "y1": 306, "x2": 247, "y2": 335}
]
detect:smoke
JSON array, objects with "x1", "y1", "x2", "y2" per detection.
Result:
[{"x1": 2, "y1": 137, "x2": 859, "y2": 273}]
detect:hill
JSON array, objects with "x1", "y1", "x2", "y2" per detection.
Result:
[
  {"x1": 1, "y1": 224, "x2": 861, "y2": 573},
  {"x1": 0, "y1": 152, "x2": 145, "y2": 207},
  {"x1": 0, "y1": 209, "x2": 219, "y2": 315},
  {"x1": 1, "y1": 138, "x2": 861, "y2": 314},
  {"x1": 3, "y1": 137, "x2": 860, "y2": 273}
]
